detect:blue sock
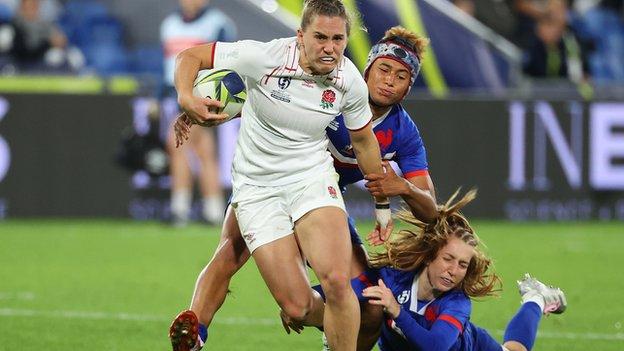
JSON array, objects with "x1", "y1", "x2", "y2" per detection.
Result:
[
  {"x1": 503, "y1": 302, "x2": 542, "y2": 350},
  {"x1": 198, "y1": 323, "x2": 208, "y2": 343}
]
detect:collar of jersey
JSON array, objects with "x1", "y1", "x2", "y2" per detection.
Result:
[
  {"x1": 372, "y1": 104, "x2": 398, "y2": 128},
  {"x1": 410, "y1": 272, "x2": 436, "y2": 315}
]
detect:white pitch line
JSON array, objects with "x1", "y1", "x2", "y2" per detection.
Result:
[
  {"x1": 1, "y1": 308, "x2": 623, "y2": 341},
  {"x1": 0, "y1": 308, "x2": 279, "y2": 325},
  {"x1": 0, "y1": 292, "x2": 35, "y2": 300}
]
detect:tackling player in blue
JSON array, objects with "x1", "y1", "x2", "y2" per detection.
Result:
[
  {"x1": 170, "y1": 26, "x2": 437, "y2": 351},
  {"x1": 363, "y1": 190, "x2": 567, "y2": 351},
  {"x1": 292, "y1": 190, "x2": 567, "y2": 351}
]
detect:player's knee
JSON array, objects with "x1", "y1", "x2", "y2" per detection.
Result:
[
  {"x1": 279, "y1": 295, "x2": 314, "y2": 322},
  {"x1": 319, "y1": 270, "x2": 351, "y2": 301}
]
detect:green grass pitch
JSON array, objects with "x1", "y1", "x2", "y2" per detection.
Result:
[{"x1": 1, "y1": 219, "x2": 623, "y2": 350}]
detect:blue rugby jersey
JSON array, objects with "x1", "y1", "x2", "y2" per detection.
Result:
[
  {"x1": 372, "y1": 267, "x2": 482, "y2": 351},
  {"x1": 326, "y1": 104, "x2": 429, "y2": 189}
]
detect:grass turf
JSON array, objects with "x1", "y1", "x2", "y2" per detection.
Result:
[{"x1": 0, "y1": 220, "x2": 623, "y2": 350}]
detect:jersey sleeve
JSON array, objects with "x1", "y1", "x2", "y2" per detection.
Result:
[
  {"x1": 396, "y1": 115, "x2": 429, "y2": 179},
  {"x1": 392, "y1": 292, "x2": 471, "y2": 351},
  {"x1": 435, "y1": 292, "x2": 471, "y2": 333},
  {"x1": 341, "y1": 69, "x2": 372, "y2": 131},
  {"x1": 212, "y1": 40, "x2": 268, "y2": 80}
]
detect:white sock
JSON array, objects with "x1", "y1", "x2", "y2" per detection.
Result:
[
  {"x1": 171, "y1": 189, "x2": 191, "y2": 220},
  {"x1": 203, "y1": 196, "x2": 225, "y2": 223},
  {"x1": 521, "y1": 291, "x2": 545, "y2": 313}
]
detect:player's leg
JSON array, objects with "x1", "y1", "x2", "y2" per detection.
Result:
[
  {"x1": 190, "y1": 206, "x2": 250, "y2": 325},
  {"x1": 346, "y1": 217, "x2": 383, "y2": 351},
  {"x1": 501, "y1": 274, "x2": 567, "y2": 351},
  {"x1": 252, "y1": 235, "x2": 326, "y2": 327},
  {"x1": 309, "y1": 217, "x2": 383, "y2": 350},
  {"x1": 296, "y1": 207, "x2": 359, "y2": 350},
  {"x1": 167, "y1": 121, "x2": 194, "y2": 226},
  {"x1": 233, "y1": 183, "x2": 326, "y2": 328},
  {"x1": 169, "y1": 206, "x2": 251, "y2": 351},
  {"x1": 189, "y1": 127, "x2": 224, "y2": 224}
]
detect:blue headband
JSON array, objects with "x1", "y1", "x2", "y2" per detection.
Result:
[{"x1": 364, "y1": 40, "x2": 422, "y2": 86}]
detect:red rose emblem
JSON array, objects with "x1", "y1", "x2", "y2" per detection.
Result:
[
  {"x1": 322, "y1": 90, "x2": 336, "y2": 103},
  {"x1": 328, "y1": 186, "x2": 337, "y2": 199}
]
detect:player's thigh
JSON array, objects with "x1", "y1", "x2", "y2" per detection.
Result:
[
  {"x1": 292, "y1": 173, "x2": 351, "y2": 276},
  {"x1": 211, "y1": 205, "x2": 250, "y2": 266},
  {"x1": 251, "y1": 235, "x2": 312, "y2": 306}
]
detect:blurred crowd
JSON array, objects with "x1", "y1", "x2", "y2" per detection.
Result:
[
  {"x1": 454, "y1": 0, "x2": 624, "y2": 85},
  {"x1": 0, "y1": 0, "x2": 623, "y2": 87},
  {"x1": 0, "y1": 0, "x2": 162, "y2": 77}
]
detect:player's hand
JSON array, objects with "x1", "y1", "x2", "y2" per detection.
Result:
[
  {"x1": 365, "y1": 161, "x2": 407, "y2": 198},
  {"x1": 174, "y1": 112, "x2": 193, "y2": 148},
  {"x1": 363, "y1": 279, "x2": 401, "y2": 319},
  {"x1": 178, "y1": 93, "x2": 230, "y2": 126},
  {"x1": 279, "y1": 309, "x2": 304, "y2": 334},
  {"x1": 367, "y1": 215, "x2": 393, "y2": 246}
]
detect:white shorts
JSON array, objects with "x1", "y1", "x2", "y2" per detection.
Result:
[{"x1": 231, "y1": 171, "x2": 346, "y2": 253}]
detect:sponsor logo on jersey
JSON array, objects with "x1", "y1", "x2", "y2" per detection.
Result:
[
  {"x1": 270, "y1": 90, "x2": 291, "y2": 103},
  {"x1": 278, "y1": 77, "x2": 291, "y2": 90},
  {"x1": 302, "y1": 79, "x2": 316, "y2": 88},
  {"x1": 328, "y1": 186, "x2": 338, "y2": 199},
  {"x1": 397, "y1": 290, "x2": 410, "y2": 304},
  {"x1": 218, "y1": 50, "x2": 240, "y2": 60},
  {"x1": 320, "y1": 89, "x2": 336, "y2": 109},
  {"x1": 270, "y1": 76, "x2": 292, "y2": 102}
]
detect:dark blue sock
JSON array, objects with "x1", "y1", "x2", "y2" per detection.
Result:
[
  {"x1": 503, "y1": 302, "x2": 542, "y2": 350},
  {"x1": 198, "y1": 323, "x2": 208, "y2": 343}
]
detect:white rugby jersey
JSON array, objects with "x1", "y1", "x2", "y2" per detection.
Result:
[
  {"x1": 213, "y1": 37, "x2": 372, "y2": 186},
  {"x1": 161, "y1": 7, "x2": 236, "y2": 87}
]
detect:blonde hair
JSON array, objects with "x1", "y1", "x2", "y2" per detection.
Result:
[
  {"x1": 382, "y1": 26, "x2": 429, "y2": 62},
  {"x1": 369, "y1": 189, "x2": 501, "y2": 298}
]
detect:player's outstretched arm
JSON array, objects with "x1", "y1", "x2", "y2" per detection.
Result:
[
  {"x1": 365, "y1": 161, "x2": 437, "y2": 223},
  {"x1": 349, "y1": 124, "x2": 393, "y2": 241}
]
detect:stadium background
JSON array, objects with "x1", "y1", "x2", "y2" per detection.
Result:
[{"x1": 0, "y1": 0, "x2": 623, "y2": 350}]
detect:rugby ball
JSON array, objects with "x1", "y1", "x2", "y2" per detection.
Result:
[{"x1": 192, "y1": 68, "x2": 247, "y2": 126}]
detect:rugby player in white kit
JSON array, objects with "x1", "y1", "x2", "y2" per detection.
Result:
[{"x1": 172, "y1": 1, "x2": 390, "y2": 350}]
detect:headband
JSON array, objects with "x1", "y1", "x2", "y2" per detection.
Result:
[{"x1": 364, "y1": 39, "x2": 422, "y2": 86}]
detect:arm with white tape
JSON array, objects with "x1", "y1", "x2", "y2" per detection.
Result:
[{"x1": 348, "y1": 123, "x2": 393, "y2": 243}]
